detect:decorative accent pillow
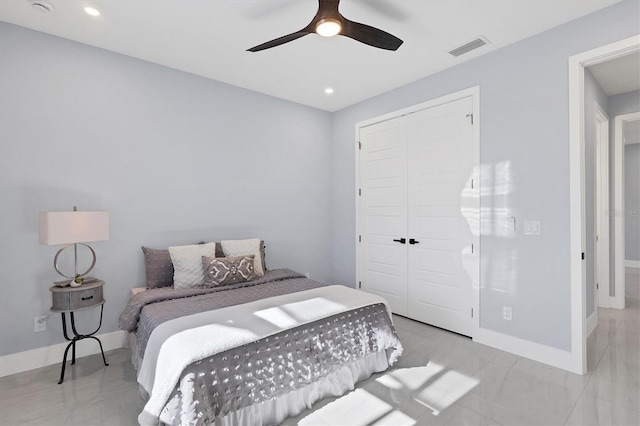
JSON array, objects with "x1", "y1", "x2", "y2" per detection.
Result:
[
  {"x1": 202, "y1": 255, "x2": 256, "y2": 287},
  {"x1": 141, "y1": 247, "x2": 174, "y2": 289},
  {"x1": 168, "y1": 242, "x2": 217, "y2": 289},
  {"x1": 221, "y1": 238, "x2": 265, "y2": 276}
]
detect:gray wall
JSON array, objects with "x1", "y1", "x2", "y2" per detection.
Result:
[
  {"x1": 625, "y1": 143, "x2": 640, "y2": 261},
  {"x1": 331, "y1": 0, "x2": 640, "y2": 351},
  {"x1": 0, "y1": 23, "x2": 333, "y2": 356},
  {"x1": 1, "y1": 1, "x2": 639, "y2": 360},
  {"x1": 609, "y1": 90, "x2": 640, "y2": 276},
  {"x1": 584, "y1": 69, "x2": 609, "y2": 317}
]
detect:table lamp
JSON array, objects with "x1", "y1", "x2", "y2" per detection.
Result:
[{"x1": 39, "y1": 207, "x2": 109, "y2": 287}]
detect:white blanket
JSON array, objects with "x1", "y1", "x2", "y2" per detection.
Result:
[{"x1": 138, "y1": 285, "x2": 392, "y2": 426}]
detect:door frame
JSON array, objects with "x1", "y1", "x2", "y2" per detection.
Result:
[
  {"x1": 355, "y1": 86, "x2": 480, "y2": 337},
  {"x1": 595, "y1": 103, "x2": 610, "y2": 310},
  {"x1": 613, "y1": 112, "x2": 640, "y2": 306},
  {"x1": 568, "y1": 34, "x2": 640, "y2": 375}
]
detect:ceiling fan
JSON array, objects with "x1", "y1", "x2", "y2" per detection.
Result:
[{"x1": 247, "y1": 0, "x2": 403, "y2": 52}]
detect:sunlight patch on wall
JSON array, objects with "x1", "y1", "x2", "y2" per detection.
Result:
[{"x1": 478, "y1": 161, "x2": 516, "y2": 237}]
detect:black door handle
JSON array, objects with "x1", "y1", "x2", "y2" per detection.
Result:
[
  {"x1": 393, "y1": 238, "x2": 406, "y2": 244},
  {"x1": 409, "y1": 238, "x2": 419, "y2": 245}
]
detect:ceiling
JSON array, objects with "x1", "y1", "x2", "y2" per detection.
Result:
[
  {"x1": 588, "y1": 52, "x2": 640, "y2": 96},
  {"x1": 0, "y1": 0, "x2": 622, "y2": 111},
  {"x1": 625, "y1": 119, "x2": 640, "y2": 145}
]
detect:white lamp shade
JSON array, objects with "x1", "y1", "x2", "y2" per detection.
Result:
[{"x1": 39, "y1": 211, "x2": 109, "y2": 245}]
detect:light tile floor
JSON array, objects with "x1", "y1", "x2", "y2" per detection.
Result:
[{"x1": 0, "y1": 269, "x2": 638, "y2": 425}]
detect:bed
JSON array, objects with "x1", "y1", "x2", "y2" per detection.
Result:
[{"x1": 118, "y1": 242, "x2": 403, "y2": 426}]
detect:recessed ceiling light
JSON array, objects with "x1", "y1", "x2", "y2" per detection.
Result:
[
  {"x1": 324, "y1": 88, "x2": 334, "y2": 95},
  {"x1": 84, "y1": 6, "x2": 100, "y2": 17}
]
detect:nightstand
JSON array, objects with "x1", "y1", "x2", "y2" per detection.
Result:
[{"x1": 50, "y1": 280, "x2": 109, "y2": 384}]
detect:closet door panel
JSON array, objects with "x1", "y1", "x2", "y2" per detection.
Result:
[
  {"x1": 407, "y1": 97, "x2": 474, "y2": 336},
  {"x1": 359, "y1": 117, "x2": 408, "y2": 315}
]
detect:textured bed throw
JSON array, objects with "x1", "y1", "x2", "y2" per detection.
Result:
[{"x1": 137, "y1": 285, "x2": 401, "y2": 426}]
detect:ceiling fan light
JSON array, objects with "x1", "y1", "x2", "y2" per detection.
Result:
[{"x1": 316, "y1": 18, "x2": 341, "y2": 37}]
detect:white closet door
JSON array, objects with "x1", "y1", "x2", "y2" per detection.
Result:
[
  {"x1": 359, "y1": 117, "x2": 408, "y2": 315},
  {"x1": 406, "y1": 97, "x2": 474, "y2": 336}
]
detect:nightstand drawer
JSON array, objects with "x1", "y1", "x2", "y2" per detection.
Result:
[{"x1": 51, "y1": 281, "x2": 105, "y2": 312}]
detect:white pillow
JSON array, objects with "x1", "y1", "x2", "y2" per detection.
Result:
[
  {"x1": 168, "y1": 242, "x2": 217, "y2": 289},
  {"x1": 221, "y1": 238, "x2": 264, "y2": 276}
]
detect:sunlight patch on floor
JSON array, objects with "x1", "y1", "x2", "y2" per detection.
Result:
[
  {"x1": 299, "y1": 388, "x2": 414, "y2": 426},
  {"x1": 414, "y1": 369, "x2": 479, "y2": 415},
  {"x1": 299, "y1": 363, "x2": 479, "y2": 424},
  {"x1": 377, "y1": 362, "x2": 479, "y2": 416},
  {"x1": 376, "y1": 362, "x2": 444, "y2": 390}
]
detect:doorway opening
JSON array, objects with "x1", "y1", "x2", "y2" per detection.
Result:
[
  {"x1": 569, "y1": 35, "x2": 640, "y2": 374},
  {"x1": 614, "y1": 112, "x2": 640, "y2": 306}
]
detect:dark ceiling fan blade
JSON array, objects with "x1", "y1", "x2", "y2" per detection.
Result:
[
  {"x1": 247, "y1": 30, "x2": 312, "y2": 52},
  {"x1": 318, "y1": 0, "x2": 341, "y2": 15},
  {"x1": 247, "y1": 0, "x2": 404, "y2": 52},
  {"x1": 341, "y1": 19, "x2": 403, "y2": 51}
]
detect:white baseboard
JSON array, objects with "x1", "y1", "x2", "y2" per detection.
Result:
[
  {"x1": 587, "y1": 311, "x2": 598, "y2": 337},
  {"x1": 0, "y1": 330, "x2": 125, "y2": 378},
  {"x1": 625, "y1": 260, "x2": 640, "y2": 269},
  {"x1": 474, "y1": 327, "x2": 581, "y2": 374}
]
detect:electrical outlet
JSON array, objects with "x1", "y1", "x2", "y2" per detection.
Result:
[
  {"x1": 34, "y1": 316, "x2": 47, "y2": 332},
  {"x1": 502, "y1": 306, "x2": 512, "y2": 321}
]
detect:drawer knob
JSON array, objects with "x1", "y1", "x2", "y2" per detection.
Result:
[{"x1": 81, "y1": 295, "x2": 94, "y2": 301}]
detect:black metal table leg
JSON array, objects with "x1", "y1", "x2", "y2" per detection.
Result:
[{"x1": 57, "y1": 305, "x2": 109, "y2": 385}]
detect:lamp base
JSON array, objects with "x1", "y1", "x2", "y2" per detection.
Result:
[{"x1": 53, "y1": 243, "x2": 97, "y2": 280}]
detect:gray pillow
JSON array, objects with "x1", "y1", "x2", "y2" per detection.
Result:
[
  {"x1": 202, "y1": 255, "x2": 256, "y2": 287},
  {"x1": 141, "y1": 241, "x2": 266, "y2": 288},
  {"x1": 141, "y1": 247, "x2": 174, "y2": 289}
]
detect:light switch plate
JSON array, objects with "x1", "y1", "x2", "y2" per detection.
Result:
[{"x1": 524, "y1": 220, "x2": 541, "y2": 235}]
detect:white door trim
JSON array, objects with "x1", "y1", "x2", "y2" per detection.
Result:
[
  {"x1": 569, "y1": 34, "x2": 640, "y2": 375},
  {"x1": 595, "y1": 103, "x2": 610, "y2": 309},
  {"x1": 612, "y1": 112, "x2": 640, "y2": 308},
  {"x1": 355, "y1": 86, "x2": 480, "y2": 337}
]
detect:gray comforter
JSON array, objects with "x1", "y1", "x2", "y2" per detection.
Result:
[
  {"x1": 120, "y1": 270, "x2": 403, "y2": 425},
  {"x1": 118, "y1": 269, "x2": 324, "y2": 358},
  {"x1": 162, "y1": 303, "x2": 399, "y2": 425}
]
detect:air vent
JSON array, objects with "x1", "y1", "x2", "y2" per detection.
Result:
[{"x1": 448, "y1": 36, "x2": 490, "y2": 57}]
